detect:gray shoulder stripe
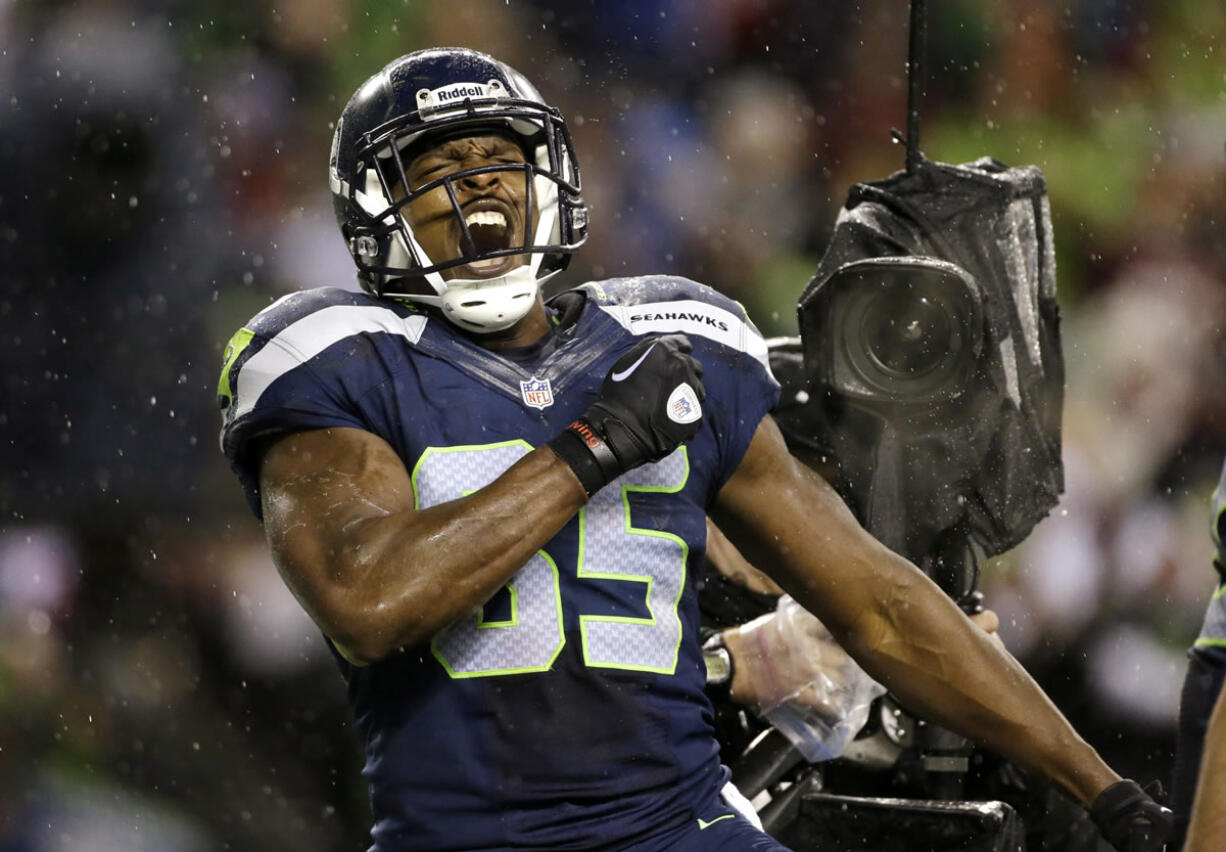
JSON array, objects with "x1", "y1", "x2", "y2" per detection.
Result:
[
  {"x1": 233, "y1": 305, "x2": 428, "y2": 420},
  {"x1": 598, "y1": 300, "x2": 770, "y2": 371}
]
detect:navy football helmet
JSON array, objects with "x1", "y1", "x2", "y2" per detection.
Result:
[{"x1": 329, "y1": 47, "x2": 588, "y2": 332}]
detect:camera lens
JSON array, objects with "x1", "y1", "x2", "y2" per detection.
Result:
[
  {"x1": 862, "y1": 290, "x2": 953, "y2": 379},
  {"x1": 828, "y1": 260, "x2": 979, "y2": 402}
]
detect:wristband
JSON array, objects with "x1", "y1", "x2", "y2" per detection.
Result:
[
  {"x1": 702, "y1": 633, "x2": 735, "y2": 703},
  {"x1": 547, "y1": 419, "x2": 622, "y2": 496}
]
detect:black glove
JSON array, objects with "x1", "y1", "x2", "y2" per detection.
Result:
[
  {"x1": 1089, "y1": 779, "x2": 1173, "y2": 852},
  {"x1": 549, "y1": 333, "x2": 705, "y2": 495}
]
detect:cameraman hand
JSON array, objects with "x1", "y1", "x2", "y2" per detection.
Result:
[
  {"x1": 719, "y1": 596, "x2": 884, "y2": 761},
  {"x1": 549, "y1": 334, "x2": 705, "y2": 495},
  {"x1": 969, "y1": 609, "x2": 1006, "y2": 651},
  {"x1": 1090, "y1": 779, "x2": 1173, "y2": 852},
  {"x1": 724, "y1": 598, "x2": 860, "y2": 716}
]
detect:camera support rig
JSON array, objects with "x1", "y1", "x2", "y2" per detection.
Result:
[{"x1": 724, "y1": 1, "x2": 1068, "y2": 848}]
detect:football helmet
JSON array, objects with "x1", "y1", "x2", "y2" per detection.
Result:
[{"x1": 329, "y1": 47, "x2": 588, "y2": 332}]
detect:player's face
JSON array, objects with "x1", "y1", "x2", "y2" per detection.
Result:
[{"x1": 397, "y1": 133, "x2": 532, "y2": 281}]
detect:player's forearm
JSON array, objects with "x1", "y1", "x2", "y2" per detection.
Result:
[
  {"x1": 832, "y1": 563, "x2": 1118, "y2": 806},
  {"x1": 294, "y1": 447, "x2": 586, "y2": 662},
  {"x1": 716, "y1": 450, "x2": 1116, "y2": 805}
]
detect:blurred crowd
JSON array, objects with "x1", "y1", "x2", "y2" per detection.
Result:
[{"x1": 0, "y1": 0, "x2": 1223, "y2": 849}]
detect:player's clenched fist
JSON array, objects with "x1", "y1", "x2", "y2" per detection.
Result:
[{"x1": 548, "y1": 333, "x2": 705, "y2": 496}]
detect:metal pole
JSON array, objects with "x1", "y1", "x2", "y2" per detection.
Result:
[{"x1": 906, "y1": 0, "x2": 928, "y2": 172}]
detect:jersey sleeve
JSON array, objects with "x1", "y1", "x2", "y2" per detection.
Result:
[
  {"x1": 700, "y1": 303, "x2": 781, "y2": 494},
  {"x1": 216, "y1": 323, "x2": 369, "y2": 518}
]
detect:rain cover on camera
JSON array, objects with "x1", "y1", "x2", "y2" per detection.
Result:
[{"x1": 793, "y1": 157, "x2": 1064, "y2": 567}]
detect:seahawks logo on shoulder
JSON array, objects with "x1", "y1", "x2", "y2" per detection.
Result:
[
  {"x1": 598, "y1": 298, "x2": 771, "y2": 373},
  {"x1": 217, "y1": 327, "x2": 256, "y2": 408},
  {"x1": 629, "y1": 310, "x2": 730, "y2": 332}
]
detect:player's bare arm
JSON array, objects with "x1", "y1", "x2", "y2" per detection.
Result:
[
  {"x1": 258, "y1": 330, "x2": 704, "y2": 666},
  {"x1": 710, "y1": 413, "x2": 1120, "y2": 808},
  {"x1": 1184, "y1": 644, "x2": 1226, "y2": 851},
  {"x1": 259, "y1": 426, "x2": 586, "y2": 664}
]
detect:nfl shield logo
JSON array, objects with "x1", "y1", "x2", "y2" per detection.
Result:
[{"x1": 520, "y1": 377, "x2": 554, "y2": 410}]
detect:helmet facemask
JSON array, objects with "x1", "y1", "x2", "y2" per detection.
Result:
[{"x1": 339, "y1": 99, "x2": 583, "y2": 333}]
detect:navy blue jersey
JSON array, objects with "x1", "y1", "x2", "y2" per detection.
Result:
[{"x1": 217, "y1": 276, "x2": 780, "y2": 851}]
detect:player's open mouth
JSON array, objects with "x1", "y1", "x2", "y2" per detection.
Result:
[{"x1": 457, "y1": 203, "x2": 521, "y2": 277}]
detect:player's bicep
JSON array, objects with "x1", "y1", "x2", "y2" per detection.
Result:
[
  {"x1": 258, "y1": 427, "x2": 415, "y2": 630},
  {"x1": 711, "y1": 415, "x2": 914, "y2": 642}
]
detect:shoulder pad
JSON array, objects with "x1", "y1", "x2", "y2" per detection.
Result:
[
  {"x1": 217, "y1": 288, "x2": 426, "y2": 417},
  {"x1": 577, "y1": 275, "x2": 740, "y2": 313},
  {"x1": 243, "y1": 287, "x2": 404, "y2": 338}
]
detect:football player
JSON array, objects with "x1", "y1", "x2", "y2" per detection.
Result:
[{"x1": 217, "y1": 48, "x2": 1168, "y2": 851}]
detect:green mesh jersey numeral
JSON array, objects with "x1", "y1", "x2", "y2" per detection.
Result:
[
  {"x1": 412, "y1": 443, "x2": 691, "y2": 679},
  {"x1": 415, "y1": 442, "x2": 565, "y2": 678},
  {"x1": 577, "y1": 448, "x2": 689, "y2": 674}
]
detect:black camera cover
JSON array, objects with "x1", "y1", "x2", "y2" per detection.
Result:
[{"x1": 792, "y1": 156, "x2": 1065, "y2": 572}]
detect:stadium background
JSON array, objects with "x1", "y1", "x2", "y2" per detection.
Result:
[{"x1": 0, "y1": 0, "x2": 1223, "y2": 849}]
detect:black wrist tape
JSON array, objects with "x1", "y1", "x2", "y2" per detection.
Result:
[{"x1": 547, "y1": 419, "x2": 622, "y2": 496}]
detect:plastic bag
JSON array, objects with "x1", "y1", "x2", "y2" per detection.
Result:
[{"x1": 733, "y1": 595, "x2": 885, "y2": 762}]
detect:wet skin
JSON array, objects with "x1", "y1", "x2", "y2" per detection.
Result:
[{"x1": 259, "y1": 128, "x2": 1127, "y2": 814}]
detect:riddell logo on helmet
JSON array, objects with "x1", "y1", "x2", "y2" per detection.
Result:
[{"x1": 433, "y1": 83, "x2": 490, "y2": 103}]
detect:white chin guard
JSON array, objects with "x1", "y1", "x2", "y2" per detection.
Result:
[
  {"x1": 379, "y1": 169, "x2": 562, "y2": 334},
  {"x1": 438, "y1": 265, "x2": 554, "y2": 333}
]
